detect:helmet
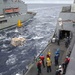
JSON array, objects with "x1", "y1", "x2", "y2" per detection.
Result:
[
  {"x1": 40, "y1": 54, "x2": 43, "y2": 56},
  {"x1": 48, "y1": 52, "x2": 51, "y2": 55},
  {"x1": 55, "y1": 51, "x2": 58, "y2": 54},
  {"x1": 59, "y1": 65, "x2": 62, "y2": 68},
  {"x1": 55, "y1": 49, "x2": 60, "y2": 55}
]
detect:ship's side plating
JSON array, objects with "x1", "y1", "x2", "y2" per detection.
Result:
[
  {"x1": 56, "y1": 5, "x2": 75, "y2": 39},
  {"x1": 56, "y1": 2, "x2": 75, "y2": 75},
  {"x1": 0, "y1": 0, "x2": 35, "y2": 29}
]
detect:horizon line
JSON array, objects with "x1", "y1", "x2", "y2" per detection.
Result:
[{"x1": 25, "y1": 3, "x2": 73, "y2": 4}]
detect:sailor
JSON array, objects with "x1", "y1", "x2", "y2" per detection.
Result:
[
  {"x1": 39, "y1": 54, "x2": 45, "y2": 68},
  {"x1": 54, "y1": 49, "x2": 60, "y2": 66},
  {"x1": 63, "y1": 56, "x2": 70, "y2": 74},
  {"x1": 46, "y1": 58, "x2": 52, "y2": 73},
  {"x1": 61, "y1": 62, "x2": 65, "y2": 74},
  {"x1": 56, "y1": 36, "x2": 60, "y2": 45},
  {"x1": 58, "y1": 65, "x2": 63, "y2": 75},
  {"x1": 46, "y1": 51, "x2": 51, "y2": 59},
  {"x1": 37, "y1": 58, "x2": 42, "y2": 75},
  {"x1": 65, "y1": 37, "x2": 69, "y2": 48},
  {"x1": 55, "y1": 65, "x2": 63, "y2": 75}
]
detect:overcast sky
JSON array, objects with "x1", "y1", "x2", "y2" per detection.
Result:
[{"x1": 22, "y1": 0, "x2": 74, "y2": 4}]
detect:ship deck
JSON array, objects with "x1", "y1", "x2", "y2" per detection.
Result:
[{"x1": 25, "y1": 38, "x2": 68, "y2": 75}]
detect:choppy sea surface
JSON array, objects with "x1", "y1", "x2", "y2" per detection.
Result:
[{"x1": 0, "y1": 4, "x2": 65, "y2": 75}]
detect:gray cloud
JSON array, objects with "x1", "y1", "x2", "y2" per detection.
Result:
[{"x1": 22, "y1": 0, "x2": 74, "y2": 4}]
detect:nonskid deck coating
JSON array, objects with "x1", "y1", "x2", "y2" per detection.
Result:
[{"x1": 25, "y1": 40, "x2": 67, "y2": 75}]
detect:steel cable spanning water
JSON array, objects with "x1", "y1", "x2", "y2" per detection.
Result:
[{"x1": 0, "y1": 5, "x2": 62, "y2": 75}]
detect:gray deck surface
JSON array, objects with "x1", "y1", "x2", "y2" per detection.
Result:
[{"x1": 25, "y1": 39, "x2": 67, "y2": 75}]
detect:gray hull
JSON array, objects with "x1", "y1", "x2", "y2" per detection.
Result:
[
  {"x1": 0, "y1": 0, "x2": 36, "y2": 30},
  {"x1": 55, "y1": 3, "x2": 75, "y2": 75},
  {"x1": 0, "y1": 13, "x2": 35, "y2": 30}
]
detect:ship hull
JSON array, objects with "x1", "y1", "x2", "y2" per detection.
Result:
[{"x1": 0, "y1": 13, "x2": 35, "y2": 30}]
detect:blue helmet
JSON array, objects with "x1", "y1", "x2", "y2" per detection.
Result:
[
  {"x1": 57, "y1": 48, "x2": 60, "y2": 53},
  {"x1": 55, "y1": 51, "x2": 58, "y2": 54},
  {"x1": 55, "y1": 50, "x2": 60, "y2": 56},
  {"x1": 40, "y1": 54, "x2": 43, "y2": 56}
]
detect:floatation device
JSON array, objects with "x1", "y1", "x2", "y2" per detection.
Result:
[{"x1": 17, "y1": 20, "x2": 22, "y2": 27}]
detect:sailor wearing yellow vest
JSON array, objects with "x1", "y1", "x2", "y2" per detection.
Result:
[
  {"x1": 46, "y1": 58, "x2": 52, "y2": 73},
  {"x1": 17, "y1": 20, "x2": 22, "y2": 27}
]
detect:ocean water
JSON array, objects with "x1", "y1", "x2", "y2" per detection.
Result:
[{"x1": 0, "y1": 4, "x2": 64, "y2": 75}]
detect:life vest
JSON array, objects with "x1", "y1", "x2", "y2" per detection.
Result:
[
  {"x1": 39, "y1": 56, "x2": 44, "y2": 61},
  {"x1": 46, "y1": 60, "x2": 51, "y2": 66},
  {"x1": 65, "y1": 58, "x2": 70, "y2": 64},
  {"x1": 46, "y1": 57, "x2": 50, "y2": 61},
  {"x1": 37, "y1": 61, "x2": 42, "y2": 67}
]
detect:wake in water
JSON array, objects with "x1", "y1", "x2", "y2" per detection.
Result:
[{"x1": 0, "y1": 4, "x2": 62, "y2": 75}]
